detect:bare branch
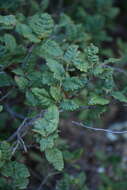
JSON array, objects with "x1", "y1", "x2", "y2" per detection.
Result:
[
  {"x1": 7, "y1": 105, "x2": 96, "y2": 142},
  {"x1": 7, "y1": 110, "x2": 44, "y2": 142},
  {"x1": 4, "y1": 103, "x2": 25, "y2": 120},
  {"x1": 72, "y1": 121, "x2": 127, "y2": 134}
]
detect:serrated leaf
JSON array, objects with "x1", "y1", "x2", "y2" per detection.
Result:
[
  {"x1": 50, "y1": 86, "x2": 61, "y2": 102},
  {"x1": 28, "y1": 13, "x2": 54, "y2": 39},
  {"x1": 1, "y1": 161, "x2": 30, "y2": 189},
  {"x1": 74, "y1": 57, "x2": 89, "y2": 72},
  {"x1": 46, "y1": 59, "x2": 65, "y2": 80},
  {"x1": 0, "y1": 15, "x2": 16, "y2": 27},
  {"x1": 0, "y1": 141, "x2": 11, "y2": 163},
  {"x1": 89, "y1": 95, "x2": 109, "y2": 105},
  {"x1": 15, "y1": 76, "x2": 29, "y2": 90},
  {"x1": 4, "y1": 34, "x2": 16, "y2": 52},
  {"x1": 33, "y1": 105, "x2": 59, "y2": 137},
  {"x1": 63, "y1": 77, "x2": 86, "y2": 91},
  {"x1": 60, "y1": 99, "x2": 79, "y2": 111},
  {"x1": 64, "y1": 45, "x2": 79, "y2": 63},
  {"x1": 16, "y1": 23, "x2": 40, "y2": 43},
  {"x1": 25, "y1": 91, "x2": 39, "y2": 106},
  {"x1": 39, "y1": 39, "x2": 63, "y2": 58},
  {"x1": 31, "y1": 87, "x2": 52, "y2": 106},
  {"x1": 40, "y1": 133, "x2": 58, "y2": 151},
  {"x1": 64, "y1": 45, "x2": 88, "y2": 72},
  {"x1": 45, "y1": 148, "x2": 64, "y2": 171},
  {"x1": 42, "y1": 71, "x2": 55, "y2": 85},
  {"x1": 111, "y1": 91, "x2": 127, "y2": 103},
  {"x1": 85, "y1": 43, "x2": 99, "y2": 65}
]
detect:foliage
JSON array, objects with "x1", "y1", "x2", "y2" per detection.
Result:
[{"x1": 0, "y1": 0, "x2": 127, "y2": 189}]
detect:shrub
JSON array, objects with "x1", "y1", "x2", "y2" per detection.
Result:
[{"x1": 0, "y1": 0, "x2": 126, "y2": 189}]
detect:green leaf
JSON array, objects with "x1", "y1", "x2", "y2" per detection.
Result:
[
  {"x1": 12, "y1": 68, "x2": 24, "y2": 76},
  {"x1": 64, "y1": 45, "x2": 79, "y2": 63},
  {"x1": 28, "y1": 13, "x2": 54, "y2": 39},
  {"x1": 85, "y1": 43, "x2": 99, "y2": 65},
  {"x1": 39, "y1": 39, "x2": 63, "y2": 58},
  {"x1": 1, "y1": 161, "x2": 30, "y2": 189},
  {"x1": 13, "y1": 178, "x2": 29, "y2": 190},
  {"x1": 64, "y1": 45, "x2": 88, "y2": 72},
  {"x1": 0, "y1": 141, "x2": 11, "y2": 163},
  {"x1": 104, "y1": 58, "x2": 121, "y2": 64},
  {"x1": 15, "y1": 76, "x2": 29, "y2": 90},
  {"x1": 16, "y1": 23, "x2": 40, "y2": 43},
  {"x1": 50, "y1": 86, "x2": 61, "y2": 102},
  {"x1": 111, "y1": 91, "x2": 127, "y2": 103},
  {"x1": 63, "y1": 77, "x2": 86, "y2": 91},
  {"x1": 45, "y1": 148, "x2": 64, "y2": 171},
  {"x1": 93, "y1": 65, "x2": 104, "y2": 75},
  {"x1": 39, "y1": 133, "x2": 58, "y2": 151},
  {"x1": 25, "y1": 91, "x2": 39, "y2": 106},
  {"x1": 4, "y1": 34, "x2": 17, "y2": 52},
  {"x1": 0, "y1": 15, "x2": 16, "y2": 27},
  {"x1": 42, "y1": 71, "x2": 55, "y2": 85},
  {"x1": 0, "y1": 105, "x2": 3, "y2": 112},
  {"x1": 89, "y1": 95, "x2": 109, "y2": 105},
  {"x1": 73, "y1": 57, "x2": 89, "y2": 72},
  {"x1": 33, "y1": 105, "x2": 59, "y2": 137},
  {"x1": 31, "y1": 87, "x2": 52, "y2": 106},
  {"x1": 60, "y1": 99, "x2": 79, "y2": 111},
  {"x1": 46, "y1": 59, "x2": 65, "y2": 80}
]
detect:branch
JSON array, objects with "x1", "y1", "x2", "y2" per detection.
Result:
[
  {"x1": 72, "y1": 121, "x2": 127, "y2": 134},
  {"x1": 4, "y1": 103, "x2": 25, "y2": 120},
  {"x1": 7, "y1": 110, "x2": 44, "y2": 142},
  {"x1": 7, "y1": 105, "x2": 96, "y2": 142}
]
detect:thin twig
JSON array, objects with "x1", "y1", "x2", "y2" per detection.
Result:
[
  {"x1": 19, "y1": 137, "x2": 27, "y2": 152},
  {"x1": 7, "y1": 105, "x2": 95, "y2": 142},
  {"x1": 7, "y1": 110, "x2": 44, "y2": 142},
  {"x1": 4, "y1": 103, "x2": 25, "y2": 120},
  {"x1": 7, "y1": 118, "x2": 28, "y2": 142},
  {"x1": 72, "y1": 121, "x2": 127, "y2": 134},
  {"x1": 12, "y1": 140, "x2": 20, "y2": 155}
]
